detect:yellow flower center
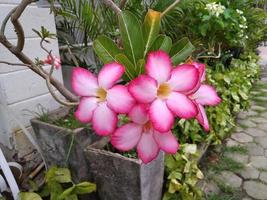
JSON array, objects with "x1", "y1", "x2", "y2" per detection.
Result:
[
  {"x1": 143, "y1": 121, "x2": 152, "y2": 132},
  {"x1": 97, "y1": 88, "x2": 107, "y2": 102},
  {"x1": 157, "y1": 83, "x2": 171, "y2": 98}
]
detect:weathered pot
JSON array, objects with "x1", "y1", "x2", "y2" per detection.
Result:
[
  {"x1": 85, "y1": 143, "x2": 165, "y2": 200},
  {"x1": 30, "y1": 107, "x2": 100, "y2": 182}
]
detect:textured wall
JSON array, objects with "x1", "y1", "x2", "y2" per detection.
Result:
[{"x1": 0, "y1": 1, "x2": 62, "y2": 149}]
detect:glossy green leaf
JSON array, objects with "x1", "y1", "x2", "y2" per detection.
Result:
[
  {"x1": 19, "y1": 192, "x2": 42, "y2": 200},
  {"x1": 58, "y1": 186, "x2": 75, "y2": 200},
  {"x1": 45, "y1": 167, "x2": 72, "y2": 183},
  {"x1": 93, "y1": 35, "x2": 121, "y2": 64},
  {"x1": 143, "y1": 9, "x2": 161, "y2": 56},
  {"x1": 115, "y1": 53, "x2": 136, "y2": 80},
  {"x1": 150, "y1": 35, "x2": 172, "y2": 53},
  {"x1": 75, "y1": 182, "x2": 96, "y2": 194},
  {"x1": 118, "y1": 11, "x2": 144, "y2": 67},
  {"x1": 170, "y1": 37, "x2": 195, "y2": 65}
]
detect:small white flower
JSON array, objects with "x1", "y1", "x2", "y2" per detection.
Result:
[{"x1": 205, "y1": 2, "x2": 225, "y2": 17}]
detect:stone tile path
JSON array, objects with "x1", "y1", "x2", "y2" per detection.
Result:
[{"x1": 202, "y1": 67, "x2": 267, "y2": 200}]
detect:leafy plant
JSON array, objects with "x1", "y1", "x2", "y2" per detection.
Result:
[
  {"x1": 93, "y1": 9, "x2": 194, "y2": 80},
  {"x1": 20, "y1": 167, "x2": 96, "y2": 200},
  {"x1": 163, "y1": 144, "x2": 204, "y2": 200}
]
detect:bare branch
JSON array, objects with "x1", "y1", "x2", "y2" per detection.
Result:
[
  {"x1": 197, "y1": 43, "x2": 222, "y2": 60},
  {"x1": 161, "y1": 0, "x2": 180, "y2": 18},
  {"x1": 101, "y1": 0, "x2": 121, "y2": 15},
  {"x1": 0, "y1": 61, "x2": 32, "y2": 67},
  {"x1": 40, "y1": 39, "x2": 79, "y2": 106},
  {"x1": 0, "y1": 0, "x2": 79, "y2": 103}
]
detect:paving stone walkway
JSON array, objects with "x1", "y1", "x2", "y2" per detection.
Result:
[{"x1": 202, "y1": 67, "x2": 267, "y2": 200}]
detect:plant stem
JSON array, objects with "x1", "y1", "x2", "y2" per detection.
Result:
[{"x1": 161, "y1": 0, "x2": 180, "y2": 18}]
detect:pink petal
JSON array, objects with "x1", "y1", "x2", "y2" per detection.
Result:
[
  {"x1": 196, "y1": 104, "x2": 209, "y2": 132},
  {"x1": 192, "y1": 62, "x2": 206, "y2": 82},
  {"x1": 166, "y1": 92, "x2": 198, "y2": 119},
  {"x1": 92, "y1": 102, "x2": 118, "y2": 136},
  {"x1": 153, "y1": 130, "x2": 179, "y2": 154},
  {"x1": 149, "y1": 98, "x2": 174, "y2": 133},
  {"x1": 168, "y1": 64, "x2": 199, "y2": 92},
  {"x1": 74, "y1": 97, "x2": 98, "y2": 123},
  {"x1": 111, "y1": 123, "x2": 142, "y2": 151},
  {"x1": 137, "y1": 130, "x2": 160, "y2": 164},
  {"x1": 71, "y1": 67, "x2": 98, "y2": 96},
  {"x1": 129, "y1": 75, "x2": 157, "y2": 103},
  {"x1": 98, "y1": 62, "x2": 125, "y2": 89},
  {"x1": 192, "y1": 84, "x2": 221, "y2": 106},
  {"x1": 145, "y1": 50, "x2": 172, "y2": 83},
  {"x1": 128, "y1": 104, "x2": 149, "y2": 125},
  {"x1": 106, "y1": 85, "x2": 135, "y2": 114}
]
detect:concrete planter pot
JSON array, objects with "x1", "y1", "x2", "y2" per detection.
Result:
[
  {"x1": 85, "y1": 142, "x2": 165, "y2": 200},
  {"x1": 30, "y1": 107, "x2": 100, "y2": 182}
]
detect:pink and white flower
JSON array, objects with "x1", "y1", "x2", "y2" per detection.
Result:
[
  {"x1": 129, "y1": 50, "x2": 199, "y2": 133},
  {"x1": 72, "y1": 63, "x2": 135, "y2": 136},
  {"x1": 111, "y1": 104, "x2": 179, "y2": 164},
  {"x1": 44, "y1": 55, "x2": 61, "y2": 69},
  {"x1": 188, "y1": 62, "x2": 221, "y2": 131}
]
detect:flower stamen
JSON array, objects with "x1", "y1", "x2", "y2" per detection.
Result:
[
  {"x1": 157, "y1": 83, "x2": 171, "y2": 98},
  {"x1": 97, "y1": 88, "x2": 107, "y2": 102}
]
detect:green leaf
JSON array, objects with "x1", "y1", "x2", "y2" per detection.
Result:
[
  {"x1": 143, "y1": 9, "x2": 161, "y2": 56},
  {"x1": 19, "y1": 192, "x2": 42, "y2": 200},
  {"x1": 137, "y1": 59, "x2": 145, "y2": 75},
  {"x1": 170, "y1": 37, "x2": 195, "y2": 65},
  {"x1": 153, "y1": 0, "x2": 175, "y2": 12},
  {"x1": 45, "y1": 167, "x2": 72, "y2": 183},
  {"x1": 118, "y1": 11, "x2": 144, "y2": 67},
  {"x1": 150, "y1": 35, "x2": 172, "y2": 53},
  {"x1": 93, "y1": 35, "x2": 121, "y2": 64},
  {"x1": 75, "y1": 182, "x2": 96, "y2": 194},
  {"x1": 115, "y1": 53, "x2": 136, "y2": 80},
  {"x1": 58, "y1": 186, "x2": 75, "y2": 200}
]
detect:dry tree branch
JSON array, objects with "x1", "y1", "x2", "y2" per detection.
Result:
[
  {"x1": 40, "y1": 39, "x2": 79, "y2": 106},
  {"x1": 0, "y1": 0, "x2": 79, "y2": 103},
  {"x1": 161, "y1": 0, "x2": 181, "y2": 18},
  {"x1": 101, "y1": 0, "x2": 121, "y2": 15},
  {"x1": 197, "y1": 43, "x2": 222, "y2": 59},
  {"x1": 0, "y1": 61, "x2": 32, "y2": 67}
]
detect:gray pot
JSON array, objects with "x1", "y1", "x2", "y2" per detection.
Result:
[
  {"x1": 30, "y1": 107, "x2": 100, "y2": 182},
  {"x1": 85, "y1": 143, "x2": 164, "y2": 200}
]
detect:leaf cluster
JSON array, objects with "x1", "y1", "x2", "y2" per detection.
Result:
[{"x1": 20, "y1": 167, "x2": 96, "y2": 200}]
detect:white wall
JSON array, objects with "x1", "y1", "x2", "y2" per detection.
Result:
[{"x1": 0, "y1": 1, "x2": 62, "y2": 149}]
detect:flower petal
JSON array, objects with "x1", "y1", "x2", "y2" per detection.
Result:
[
  {"x1": 192, "y1": 62, "x2": 206, "y2": 82},
  {"x1": 107, "y1": 85, "x2": 135, "y2": 114},
  {"x1": 111, "y1": 123, "x2": 142, "y2": 151},
  {"x1": 129, "y1": 75, "x2": 157, "y2": 103},
  {"x1": 92, "y1": 102, "x2": 118, "y2": 136},
  {"x1": 192, "y1": 84, "x2": 221, "y2": 106},
  {"x1": 196, "y1": 104, "x2": 209, "y2": 132},
  {"x1": 74, "y1": 97, "x2": 98, "y2": 123},
  {"x1": 128, "y1": 104, "x2": 149, "y2": 125},
  {"x1": 149, "y1": 98, "x2": 174, "y2": 132},
  {"x1": 137, "y1": 130, "x2": 160, "y2": 164},
  {"x1": 168, "y1": 64, "x2": 199, "y2": 92},
  {"x1": 98, "y1": 62, "x2": 125, "y2": 89},
  {"x1": 145, "y1": 50, "x2": 172, "y2": 83},
  {"x1": 153, "y1": 130, "x2": 179, "y2": 154},
  {"x1": 166, "y1": 92, "x2": 198, "y2": 119},
  {"x1": 71, "y1": 67, "x2": 98, "y2": 96}
]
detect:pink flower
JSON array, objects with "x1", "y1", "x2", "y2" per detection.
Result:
[
  {"x1": 44, "y1": 55, "x2": 61, "y2": 69},
  {"x1": 111, "y1": 104, "x2": 179, "y2": 164},
  {"x1": 189, "y1": 62, "x2": 221, "y2": 131},
  {"x1": 129, "y1": 50, "x2": 199, "y2": 133},
  {"x1": 72, "y1": 63, "x2": 135, "y2": 136}
]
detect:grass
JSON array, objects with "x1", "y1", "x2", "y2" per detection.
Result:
[
  {"x1": 210, "y1": 156, "x2": 245, "y2": 173},
  {"x1": 222, "y1": 146, "x2": 248, "y2": 155}
]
